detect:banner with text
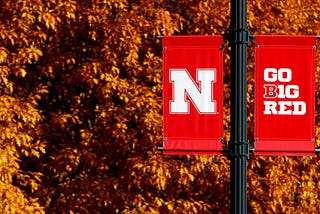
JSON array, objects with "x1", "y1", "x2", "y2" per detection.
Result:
[
  {"x1": 162, "y1": 36, "x2": 224, "y2": 155},
  {"x1": 254, "y1": 35, "x2": 316, "y2": 156}
]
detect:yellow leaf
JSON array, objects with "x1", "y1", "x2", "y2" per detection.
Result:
[{"x1": 93, "y1": 78, "x2": 99, "y2": 84}]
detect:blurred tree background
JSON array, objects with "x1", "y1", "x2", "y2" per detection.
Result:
[{"x1": 0, "y1": 0, "x2": 320, "y2": 213}]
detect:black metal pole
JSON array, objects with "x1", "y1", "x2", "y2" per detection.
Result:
[{"x1": 228, "y1": 0, "x2": 249, "y2": 213}]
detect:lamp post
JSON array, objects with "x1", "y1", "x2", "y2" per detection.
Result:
[{"x1": 228, "y1": 0, "x2": 249, "y2": 213}]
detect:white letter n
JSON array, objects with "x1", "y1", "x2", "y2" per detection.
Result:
[{"x1": 170, "y1": 68, "x2": 216, "y2": 114}]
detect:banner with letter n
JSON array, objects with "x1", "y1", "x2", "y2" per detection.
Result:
[
  {"x1": 254, "y1": 35, "x2": 316, "y2": 156},
  {"x1": 162, "y1": 36, "x2": 224, "y2": 155}
]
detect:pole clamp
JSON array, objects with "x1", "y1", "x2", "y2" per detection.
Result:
[
  {"x1": 225, "y1": 28, "x2": 250, "y2": 45},
  {"x1": 226, "y1": 140, "x2": 250, "y2": 159}
]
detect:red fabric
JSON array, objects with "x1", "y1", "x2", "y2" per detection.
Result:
[
  {"x1": 162, "y1": 36, "x2": 224, "y2": 155},
  {"x1": 254, "y1": 35, "x2": 316, "y2": 156}
]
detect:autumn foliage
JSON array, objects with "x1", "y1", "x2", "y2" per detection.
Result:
[{"x1": 0, "y1": 0, "x2": 320, "y2": 213}]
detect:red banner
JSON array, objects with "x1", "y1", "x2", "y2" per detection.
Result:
[
  {"x1": 162, "y1": 36, "x2": 224, "y2": 155},
  {"x1": 254, "y1": 35, "x2": 316, "y2": 156}
]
